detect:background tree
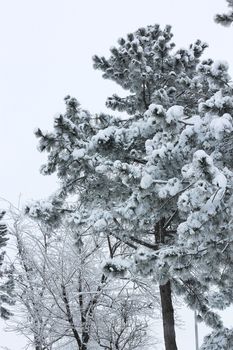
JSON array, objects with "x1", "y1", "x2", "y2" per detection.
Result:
[
  {"x1": 215, "y1": 0, "x2": 233, "y2": 26},
  {"x1": 92, "y1": 291, "x2": 154, "y2": 350},
  {"x1": 9, "y1": 207, "x2": 157, "y2": 350},
  {"x1": 9, "y1": 209, "x2": 64, "y2": 350},
  {"x1": 0, "y1": 210, "x2": 14, "y2": 320},
  {"x1": 214, "y1": 0, "x2": 233, "y2": 171},
  {"x1": 189, "y1": 5, "x2": 233, "y2": 348}
]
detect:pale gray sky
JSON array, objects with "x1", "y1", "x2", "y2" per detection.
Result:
[{"x1": 0, "y1": 0, "x2": 232, "y2": 349}]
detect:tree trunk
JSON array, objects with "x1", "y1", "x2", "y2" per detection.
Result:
[
  {"x1": 80, "y1": 344, "x2": 87, "y2": 350},
  {"x1": 35, "y1": 342, "x2": 43, "y2": 350},
  {"x1": 159, "y1": 280, "x2": 178, "y2": 350},
  {"x1": 34, "y1": 333, "x2": 43, "y2": 350}
]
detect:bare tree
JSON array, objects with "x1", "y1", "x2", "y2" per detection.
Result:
[
  {"x1": 93, "y1": 290, "x2": 154, "y2": 350},
  {"x1": 7, "y1": 208, "x2": 158, "y2": 350}
]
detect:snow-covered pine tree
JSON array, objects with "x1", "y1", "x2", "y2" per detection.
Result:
[
  {"x1": 214, "y1": 0, "x2": 233, "y2": 169},
  {"x1": 215, "y1": 0, "x2": 233, "y2": 26},
  {"x1": 191, "y1": 8, "x2": 233, "y2": 347},
  {"x1": 0, "y1": 210, "x2": 14, "y2": 319},
  {"x1": 30, "y1": 24, "x2": 233, "y2": 349}
]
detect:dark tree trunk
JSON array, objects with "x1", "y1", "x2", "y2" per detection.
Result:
[
  {"x1": 34, "y1": 332, "x2": 44, "y2": 350},
  {"x1": 34, "y1": 339, "x2": 43, "y2": 350},
  {"x1": 35, "y1": 346, "x2": 42, "y2": 350},
  {"x1": 80, "y1": 344, "x2": 87, "y2": 350},
  {"x1": 159, "y1": 280, "x2": 178, "y2": 350},
  {"x1": 61, "y1": 284, "x2": 82, "y2": 349}
]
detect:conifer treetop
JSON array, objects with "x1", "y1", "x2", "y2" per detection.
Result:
[
  {"x1": 215, "y1": 0, "x2": 233, "y2": 26},
  {"x1": 93, "y1": 24, "x2": 208, "y2": 114}
]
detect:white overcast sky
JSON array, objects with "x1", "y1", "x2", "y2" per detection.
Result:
[{"x1": 0, "y1": 0, "x2": 232, "y2": 349}]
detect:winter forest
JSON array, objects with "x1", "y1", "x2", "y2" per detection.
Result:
[{"x1": 1, "y1": 1, "x2": 233, "y2": 349}]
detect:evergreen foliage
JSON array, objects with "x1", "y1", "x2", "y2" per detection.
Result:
[
  {"x1": 201, "y1": 328, "x2": 233, "y2": 350},
  {"x1": 215, "y1": 0, "x2": 233, "y2": 26},
  {"x1": 0, "y1": 211, "x2": 14, "y2": 320},
  {"x1": 214, "y1": 0, "x2": 233, "y2": 169}
]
